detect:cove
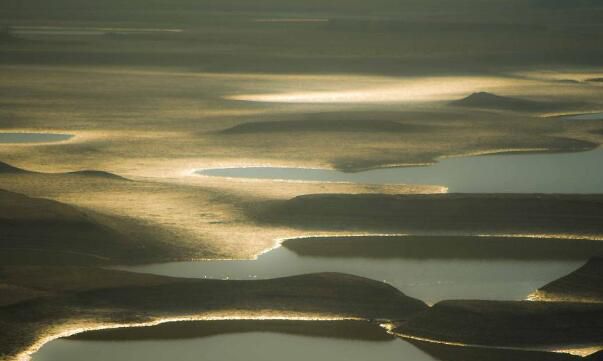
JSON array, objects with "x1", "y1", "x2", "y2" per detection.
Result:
[{"x1": 196, "y1": 149, "x2": 603, "y2": 193}]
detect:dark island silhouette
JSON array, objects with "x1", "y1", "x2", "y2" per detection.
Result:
[{"x1": 450, "y1": 92, "x2": 586, "y2": 113}]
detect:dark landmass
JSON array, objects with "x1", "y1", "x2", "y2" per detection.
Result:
[
  {"x1": 65, "y1": 170, "x2": 130, "y2": 181},
  {"x1": 449, "y1": 92, "x2": 585, "y2": 113},
  {"x1": 60, "y1": 272, "x2": 427, "y2": 319},
  {"x1": 70, "y1": 319, "x2": 392, "y2": 341},
  {"x1": 0, "y1": 162, "x2": 26, "y2": 174},
  {"x1": 588, "y1": 351, "x2": 603, "y2": 360},
  {"x1": 535, "y1": 257, "x2": 603, "y2": 302},
  {"x1": 253, "y1": 193, "x2": 603, "y2": 235},
  {"x1": 408, "y1": 339, "x2": 583, "y2": 361},
  {"x1": 586, "y1": 78, "x2": 603, "y2": 83},
  {"x1": 0, "y1": 268, "x2": 426, "y2": 360},
  {"x1": 282, "y1": 235, "x2": 603, "y2": 260},
  {"x1": 220, "y1": 119, "x2": 426, "y2": 134},
  {"x1": 393, "y1": 300, "x2": 603, "y2": 347}
]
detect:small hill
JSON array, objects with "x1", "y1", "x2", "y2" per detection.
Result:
[
  {"x1": 66, "y1": 170, "x2": 129, "y2": 181},
  {"x1": 450, "y1": 92, "x2": 580, "y2": 112}
]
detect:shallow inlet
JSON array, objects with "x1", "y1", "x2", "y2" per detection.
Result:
[
  {"x1": 32, "y1": 322, "x2": 437, "y2": 361},
  {"x1": 0, "y1": 132, "x2": 73, "y2": 144},
  {"x1": 115, "y1": 245, "x2": 582, "y2": 304},
  {"x1": 197, "y1": 148, "x2": 603, "y2": 193}
]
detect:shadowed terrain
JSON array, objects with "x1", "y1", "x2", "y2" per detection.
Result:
[
  {"x1": 253, "y1": 193, "x2": 603, "y2": 236},
  {"x1": 588, "y1": 351, "x2": 603, "y2": 360},
  {"x1": 282, "y1": 235, "x2": 603, "y2": 260},
  {"x1": 0, "y1": 189, "x2": 187, "y2": 265},
  {"x1": 533, "y1": 257, "x2": 603, "y2": 302},
  {"x1": 393, "y1": 300, "x2": 603, "y2": 347}
]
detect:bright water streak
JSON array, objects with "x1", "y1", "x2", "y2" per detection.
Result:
[
  {"x1": 32, "y1": 331, "x2": 436, "y2": 361},
  {"x1": 115, "y1": 247, "x2": 582, "y2": 304},
  {"x1": 197, "y1": 149, "x2": 603, "y2": 193}
]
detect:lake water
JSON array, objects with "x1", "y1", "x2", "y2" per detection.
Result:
[
  {"x1": 32, "y1": 321, "x2": 437, "y2": 361},
  {"x1": 0, "y1": 133, "x2": 73, "y2": 143},
  {"x1": 115, "y1": 245, "x2": 583, "y2": 304},
  {"x1": 560, "y1": 112, "x2": 603, "y2": 121},
  {"x1": 197, "y1": 148, "x2": 603, "y2": 193}
]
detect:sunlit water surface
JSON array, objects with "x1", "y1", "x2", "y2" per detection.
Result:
[
  {"x1": 32, "y1": 330, "x2": 436, "y2": 361},
  {"x1": 197, "y1": 149, "x2": 603, "y2": 193},
  {"x1": 115, "y1": 247, "x2": 582, "y2": 304},
  {"x1": 0, "y1": 133, "x2": 73, "y2": 143}
]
